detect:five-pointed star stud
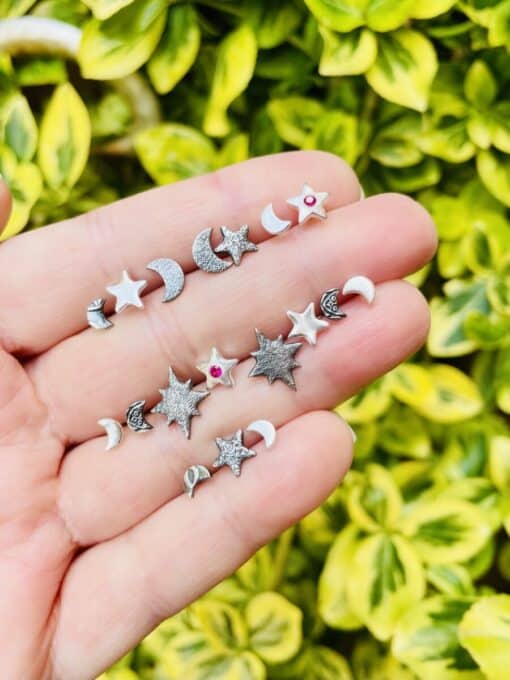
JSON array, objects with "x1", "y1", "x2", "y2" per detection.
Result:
[
  {"x1": 249, "y1": 330, "x2": 302, "y2": 390},
  {"x1": 286, "y1": 183, "x2": 329, "y2": 224},
  {"x1": 151, "y1": 367, "x2": 210, "y2": 439},
  {"x1": 287, "y1": 302, "x2": 329, "y2": 346},
  {"x1": 213, "y1": 430, "x2": 256, "y2": 476},
  {"x1": 215, "y1": 225, "x2": 258, "y2": 266},
  {"x1": 196, "y1": 347, "x2": 239, "y2": 389},
  {"x1": 106, "y1": 270, "x2": 147, "y2": 313}
]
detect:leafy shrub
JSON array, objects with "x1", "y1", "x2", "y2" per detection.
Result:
[{"x1": 1, "y1": 1, "x2": 510, "y2": 678}]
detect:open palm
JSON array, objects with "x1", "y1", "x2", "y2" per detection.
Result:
[{"x1": 0, "y1": 151, "x2": 436, "y2": 679}]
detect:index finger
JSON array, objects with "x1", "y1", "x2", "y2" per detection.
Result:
[{"x1": 0, "y1": 151, "x2": 360, "y2": 356}]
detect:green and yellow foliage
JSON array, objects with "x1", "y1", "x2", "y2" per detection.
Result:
[{"x1": 1, "y1": 0, "x2": 510, "y2": 677}]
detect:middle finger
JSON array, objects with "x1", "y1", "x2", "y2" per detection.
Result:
[{"x1": 28, "y1": 193, "x2": 436, "y2": 444}]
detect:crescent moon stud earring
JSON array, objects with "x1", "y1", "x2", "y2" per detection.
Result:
[
  {"x1": 184, "y1": 465, "x2": 211, "y2": 498},
  {"x1": 87, "y1": 298, "x2": 113, "y2": 330},
  {"x1": 146, "y1": 258, "x2": 184, "y2": 303},
  {"x1": 343, "y1": 275, "x2": 376, "y2": 304}
]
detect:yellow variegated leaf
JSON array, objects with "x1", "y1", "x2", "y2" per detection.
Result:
[
  {"x1": 489, "y1": 0, "x2": 510, "y2": 48},
  {"x1": 193, "y1": 600, "x2": 247, "y2": 652},
  {"x1": 1, "y1": 93, "x2": 37, "y2": 162},
  {"x1": 426, "y1": 564, "x2": 475, "y2": 597},
  {"x1": 299, "y1": 486, "x2": 348, "y2": 559},
  {"x1": 319, "y1": 27, "x2": 377, "y2": 76},
  {"x1": 477, "y1": 150, "x2": 510, "y2": 208},
  {"x1": 217, "y1": 134, "x2": 250, "y2": 168},
  {"x1": 412, "y1": 0, "x2": 457, "y2": 19},
  {"x1": 37, "y1": 83, "x2": 91, "y2": 190},
  {"x1": 0, "y1": 0, "x2": 36, "y2": 17},
  {"x1": 489, "y1": 435, "x2": 510, "y2": 492},
  {"x1": 228, "y1": 652, "x2": 266, "y2": 680},
  {"x1": 318, "y1": 525, "x2": 363, "y2": 630},
  {"x1": 336, "y1": 378, "x2": 392, "y2": 424},
  {"x1": 379, "y1": 404, "x2": 431, "y2": 459},
  {"x1": 463, "y1": 537, "x2": 496, "y2": 580},
  {"x1": 366, "y1": 30, "x2": 438, "y2": 112},
  {"x1": 434, "y1": 477, "x2": 502, "y2": 531},
  {"x1": 0, "y1": 145, "x2": 42, "y2": 240},
  {"x1": 147, "y1": 5, "x2": 201, "y2": 95},
  {"x1": 267, "y1": 97, "x2": 325, "y2": 148},
  {"x1": 352, "y1": 637, "x2": 416, "y2": 680},
  {"x1": 98, "y1": 670, "x2": 138, "y2": 680},
  {"x1": 393, "y1": 596, "x2": 482, "y2": 679},
  {"x1": 303, "y1": 0, "x2": 365, "y2": 33},
  {"x1": 134, "y1": 124, "x2": 216, "y2": 185},
  {"x1": 248, "y1": 1, "x2": 302, "y2": 49},
  {"x1": 346, "y1": 533, "x2": 425, "y2": 640},
  {"x1": 347, "y1": 464, "x2": 403, "y2": 531},
  {"x1": 458, "y1": 595, "x2": 510, "y2": 680},
  {"x1": 390, "y1": 363, "x2": 483, "y2": 423},
  {"x1": 82, "y1": 0, "x2": 134, "y2": 20},
  {"x1": 302, "y1": 646, "x2": 353, "y2": 680},
  {"x1": 204, "y1": 25, "x2": 258, "y2": 137},
  {"x1": 160, "y1": 631, "x2": 222, "y2": 679},
  {"x1": 400, "y1": 499, "x2": 492, "y2": 564},
  {"x1": 79, "y1": 0, "x2": 167, "y2": 80},
  {"x1": 246, "y1": 592, "x2": 302, "y2": 665},
  {"x1": 365, "y1": 0, "x2": 415, "y2": 32}
]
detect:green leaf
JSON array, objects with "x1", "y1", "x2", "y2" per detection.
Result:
[
  {"x1": 365, "y1": 0, "x2": 415, "y2": 32},
  {"x1": 247, "y1": 0, "x2": 303, "y2": 49},
  {"x1": 301, "y1": 646, "x2": 354, "y2": 680},
  {"x1": 370, "y1": 112, "x2": 424, "y2": 168},
  {"x1": 426, "y1": 564, "x2": 475, "y2": 597},
  {"x1": 464, "y1": 60, "x2": 498, "y2": 107},
  {"x1": 0, "y1": 145, "x2": 42, "y2": 240},
  {"x1": 147, "y1": 5, "x2": 201, "y2": 95},
  {"x1": 304, "y1": 0, "x2": 365, "y2": 33},
  {"x1": 37, "y1": 83, "x2": 91, "y2": 190},
  {"x1": 78, "y1": 0, "x2": 168, "y2": 80},
  {"x1": 0, "y1": 0, "x2": 36, "y2": 17},
  {"x1": 15, "y1": 57, "x2": 67, "y2": 86},
  {"x1": 318, "y1": 525, "x2": 364, "y2": 630},
  {"x1": 477, "y1": 149, "x2": 510, "y2": 207},
  {"x1": 82, "y1": 0, "x2": 135, "y2": 20},
  {"x1": 194, "y1": 600, "x2": 247, "y2": 652},
  {"x1": 488, "y1": 0, "x2": 510, "y2": 47},
  {"x1": 411, "y1": 0, "x2": 457, "y2": 19},
  {"x1": 1, "y1": 94, "x2": 38, "y2": 162},
  {"x1": 392, "y1": 596, "x2": 479, "y2": 679},
  {"x1": 299, "y1": 486, "x2": 348, "y2": 559},
  {"x1": 400, "y1": 498, "x2": 492, "y2": 564},
  {"x1": 418, "y1": 117, "x2": 476, "y2": 163},
  {"x1": 203, "y1": 25, "x2": 258, "y2": 137},
  {"x1": 428, "y1": 279, "x2": 491, "y2": 357},
  {"x1": 347, "y1": 463, "x2": 403, "y2": 531},
  {"x1": 134, "y1": 124, "x2": 216, "y2": 185},
  {"x1": 379, "y1": 157, "x2": 441, "y2": 192},
  {"x1": 346, "y1": 533, "x2": 425, "y2": 641},
  {"x1": 458, "y1": 595, "x2": 510, "y2": 680},
  {"x1": 306, "y1": 110, "x2": 359, "y2": 165},
  {"x1": 379, "y1": 404, "x2": 431, "y2": 459},
  {"x1": 319, "y1": 27, "x2": 378, "y2": 76},
  {"x1": 366, "y1": 29, "x2": 438, "y2": 112},
  {"x1": 246, "y1": 592, "x2": 302, "y2": 665},
  {"x1": 267, "y1": 97, "x2": 325, "y2": 148},
  {"x1": 336, "y1": 378, "x2": 392, "y2": 424},
  {"x1": 489, "y1": 435, "x2": 510, "y2": 492}
]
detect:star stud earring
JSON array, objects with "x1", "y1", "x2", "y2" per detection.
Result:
[
  {"x1": 197, "y1": 347, "x2": 238, "y2": 389},
  {"x1": 287, "y1": 183, "x2": 329, "y2": 224},
  {"x1": 249, "y1": 330, "x2": 302, "y2": 390},
  {"x1": 215, "y1": 225, "x2": 258, "y2": 266},
  {"x1": 106, "y1": 270, "x2": 147, "y2": 313},
  {"x1": 287, "y1": 302, "x2": 329, "y2": 345},
  {"x1": 151, "y1": 367, "x2": 210, "y2": 439}
]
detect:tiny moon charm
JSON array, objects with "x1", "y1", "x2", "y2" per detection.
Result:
[
  {"x1": 192, "y1": 228, "x2": 232, "y2": 274},
  {"x1": 261, "y1": 204, "x2": 291, "y2": 235},
  {"x1": 98, "y1": 418, "x2": 123, "y2": 451},
  {"x1": 184, "y1": 464, "x2": 211, "y2": 498},
  {"x1": 320, "y1": 288, "x2": 347, "y2": 320},
  {"x1": 126, "y1": 399, "x2": 153, "y2": 433},
  {"x1": 246, "y1": 420, "x2": 276, "y2": 448},
  {"x1": 342, "y1": 275, "x2": 376, "y2": 304},
  {"x1": 87, "y1": 298, "x2": 113, "y2": 330},
  {"x1": 147, "y1": 258, "x2": 184, "y2": 303}
]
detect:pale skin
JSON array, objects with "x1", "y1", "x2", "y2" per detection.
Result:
[{"x1": 0, "y1": 151, "x2": 437, "y2": 680}]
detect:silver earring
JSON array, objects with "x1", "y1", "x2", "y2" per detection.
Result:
[
  {"x1": 87, "y1": 298, "x2": 113, "y2": 330},
  {"x1": 106, "y1": 270, "x2": 147, "y2": 313},
  {"x1": 196, "y1": 347, "x2": 238, "y2": 389},
  {"x1": 147, "y1": 258, "x2": 184, "y2": 303},
  {"x1": 286, "y1": 183, "x2": 329, "y2": 224},
  {"x1": 98, "y1": 418, "x2": 123, "y2": 451}
]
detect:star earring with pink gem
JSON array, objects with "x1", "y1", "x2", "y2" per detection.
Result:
[
  {"x1": 197, "y1": 347, "x2": 239, "y2": 389},
  {"x1": 287, "y1": 183, "x2": 329, "y2": 224}
]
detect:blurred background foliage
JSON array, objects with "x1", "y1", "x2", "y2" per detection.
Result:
[{"x1": 1, "y1": 0, "x2": 510, "y2": 678}]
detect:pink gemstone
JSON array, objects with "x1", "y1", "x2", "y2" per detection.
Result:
[
  {"x1": 210, "y1": 365, "x2": 223, "y2": 378},
  {"x1": 304, "y1": 194, "x2": 317, "y2": 206}
]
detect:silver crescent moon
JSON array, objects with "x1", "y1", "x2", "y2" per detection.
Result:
[
  {"x1": 342, "y1": 275, "x2": 376, "y2": 304},
  {"x1": 98, "y1": 418, "x2": 123, "y2": 451},
  {"x1": 184, "y1": 464, "x2": 211, "y2": 498},
  {"x1": 261, "y1": 204, "x2": 291, "y2": 235},
  {"x1": 320, "y1": 288, "x2": 347, "y2": 320},
  {"x1": 147, "y1": 258, "x2": 185, "y2": 302},
  {"x1": 192, "y1": 228, "x2": 232, "y2": 273},
  {"x1": 246, "y1": 419, "x2": 276, "y2": 448},
  {"x1": 87, "y1": 298, "x2": 113, "y2": 330},
  {"x1": 126, "y1": 399, "x2": 153, "y2": 433}
]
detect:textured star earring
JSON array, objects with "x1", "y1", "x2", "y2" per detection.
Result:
[
  {"x1": 192, "y1": 225, "x2": 257, "y2": 273},
  {"x1": 151, "y1": 367, "x2": 210, "y2": 439},
  {"x1": 249, "y1": 329, "x2": 302, "y2": 390}
]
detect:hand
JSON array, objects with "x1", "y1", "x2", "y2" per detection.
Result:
[{"x1": 0, "y1": 151, "x2": 436, "y2": 679}]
